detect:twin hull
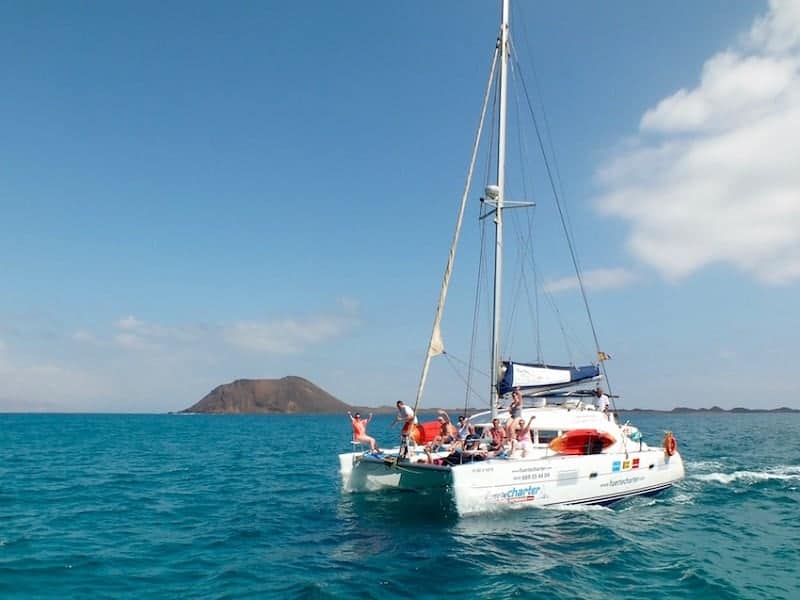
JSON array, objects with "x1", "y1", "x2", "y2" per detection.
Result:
[{"x1": 339, "y1": 448, "x2": 684, "y2": 515}]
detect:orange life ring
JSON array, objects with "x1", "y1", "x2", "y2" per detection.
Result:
[{"x1": 663, "y1": 432, "x2": 677, "y2": 456}]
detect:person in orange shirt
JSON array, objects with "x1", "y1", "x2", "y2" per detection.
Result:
[
  {"x1": 347, "y1": 411, "x2": 378, "y2": 452},
  {"x1": 484, "y1": 417, "x2": 507, "y2": 452}
]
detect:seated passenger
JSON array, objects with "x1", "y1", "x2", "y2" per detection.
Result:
[
  {"x1": 484, "y1": 417, "x2": 507, "y2": 452},
  {"x1": 433, "y1": 410, "x2": 456, "y2": 449},
  {"x1": 347, "y1": 411, "x2": 379, "y2": 453},
  {"x1": 421, "y1": 444, "x2": 444, "y2": 465},
  {"x1": 455, "y1": 415, "x2": 479, "y2": 450}
]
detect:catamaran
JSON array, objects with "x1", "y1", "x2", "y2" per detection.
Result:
[{"x1": 339, "y1": 0, "x2": 684, "y2": 515}]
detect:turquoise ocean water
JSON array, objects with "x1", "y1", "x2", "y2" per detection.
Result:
[{"x1": 1, "y1": 412, "x2": 798, "y2": 599}]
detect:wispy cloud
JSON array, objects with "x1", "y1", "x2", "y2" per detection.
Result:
[
  {"x1": 72, "y1": 330, "x2": 98, "y2": 344},
  {"x1": 108, "y1": 315, "x2": 205, "y2": 350},
  {"x1": 76, "y1": 302, "x2": 362, "y2": 356},
  {"x1": 223, "y1": 311, "x2": 360, "y2": 354},
  {"x1": 0, "y1": 340, "x2": 111, "y2": 411},
  {"x1": 544, "y1": 267, "x2": 636, "y2": 294},
  {"x1": 596, "y1": 0, "x2": 800, "y2": 285},
  {"x1": 117, "y1": 315, "x2": 141, "y2": 330},
  {"x1": 2, "y1": 302, "x2": 361, "y2": 410}
]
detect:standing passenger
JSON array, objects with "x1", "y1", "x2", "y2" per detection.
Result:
[
  {"x1": 594, "y1": 387, "x2": 610, "y2": 419},
  {"x1": 392, "y1": 400, "x2": 416, "y2": 459},
  {"x1": 506, "y1": 388, "x2": 523, "y2": 438}
]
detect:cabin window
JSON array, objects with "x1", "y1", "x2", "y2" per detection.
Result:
[{"x1": 535, "y1": 430, "x2": 559, "y2": 444}]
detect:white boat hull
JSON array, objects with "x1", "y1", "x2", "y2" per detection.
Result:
[
  {"x1": 339, "y1": 451, "x2": 452, "y2": 492},
  {"x1": 450, "y1": 448, "x2": 684, "y2": 515},
  {"x1": 340, "y1": 447, "x2": 684, "y2": 516}
]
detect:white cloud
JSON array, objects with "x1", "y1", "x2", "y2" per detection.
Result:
[
  {"x1": 0, "y1": 345, "x2": 111, "y2": 411},
  {"x1": 0, "y1": 301, "x2": 362, "y2": 411},
  {"x1": 113, "y1": 331, "x2": 151, "y2": 350},
  {"x1": 110, "y1": 305, "x2": 360, "y2": 355},
  {"x1": 111, "y1": 315, "x2": 205, "y2": 350},
  {"x1": 596, "y1": 0, "x2": 800, "y2": 285},
  {"x1": 749, "y1": 0, "x2": 800, "y2": 54},
  {"x1": 117, "y1": 315, "x2": 141, "y2": 330},
  {"x1": 223, "y1": 313, "x2": 359, "y2": 354},
  {"x1": 544, "y1": 267, "x2": 637, "y2": 294},
  {"x1": 72, "y1": 330, "x2": 98, "y2": 344}
]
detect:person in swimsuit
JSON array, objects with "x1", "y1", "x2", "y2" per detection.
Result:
[
  {"x1": 510, "y1": 415, "x2": 536, "y2": 457},
  {"x1": 506, "y1": 388, "x2": 523, "y2": 438},
  {"x1": 347, "y1": 411, "x2": 378, "y2": 452},
  {"x1": 433, "y1": 410, "x2": 456, "y2": 450}
]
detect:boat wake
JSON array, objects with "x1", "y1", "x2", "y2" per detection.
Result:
[
  {"x1": 541, "y1": 503, "x2": 612, "y2": 513},
  {"x1": 693, "y1": 465, "x2": 800, "y2": 485},
  {"x1": 686, "y1": 459, "x2": 725, "y2": 471}
]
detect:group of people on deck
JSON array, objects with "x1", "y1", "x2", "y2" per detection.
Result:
[
  {"x1": 347, "y1": 386, "x2": 613, "y2": 460},
  {"x1": 347, "y1": 400, "x2": 420, "y2": 459},
  {"x1": 345, "y1": 392, "x2": 536, "y2": 461}
]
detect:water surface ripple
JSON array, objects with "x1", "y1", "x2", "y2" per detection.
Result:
[{"x1": 0, "y1": 413, "x2": 797, "y2": 598}]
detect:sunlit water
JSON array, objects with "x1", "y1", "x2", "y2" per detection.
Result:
[{"x1": 1, "y1": 413, "x2": 797, "y2": 598}]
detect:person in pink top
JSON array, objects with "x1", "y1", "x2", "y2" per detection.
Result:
[
  {"x1": 347, "y1": 411, "x2": 378, "y2": 452},
  {"x1": 510, "y1": 415, "x2": 536, "y2": 457}
]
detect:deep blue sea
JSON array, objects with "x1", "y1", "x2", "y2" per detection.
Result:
[{"x1": 1, "y1": 412, "x2": 798, "y2": 599}]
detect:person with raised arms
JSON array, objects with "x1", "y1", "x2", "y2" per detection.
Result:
[{"x1": 347, "y1": 411, "x2": 378, "y2": 453}]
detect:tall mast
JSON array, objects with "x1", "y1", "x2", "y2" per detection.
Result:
[{"x1": 490, "y1": 0, "x2": 510, "y2": 418}]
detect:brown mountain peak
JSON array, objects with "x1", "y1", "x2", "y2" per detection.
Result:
[{"x1": 181, "y1": 376, "x2": 350, "y2": 414}]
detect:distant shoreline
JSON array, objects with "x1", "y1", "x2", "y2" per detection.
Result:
[{"x1": 617, "y1": 407, "x2": 800, "y2": 414}]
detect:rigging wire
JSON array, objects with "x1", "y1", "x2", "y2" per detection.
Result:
[
  {"x1": 512, "y1": 7, "x2": 581, "y2": 267},
  {"x1": 465, "y1": 192, "x2": 491, "y2": 415},
  {"x1": 510, "y1": 43, "x2": 616, "y2": 408},
  {"x1": 502, "y1": 62, "x2": 524, "y2": 355},
  {"x1": 462, "y1": 43, "x2": 504, "y2": 417},
  {"x1": 445, "y1": 352, "x2": 490, "y2": 411},
  {"x1": 411, "y1": 45, "x2": 500, "y2": 417},
  {"x1": 505, "y1": 42, "x2": 582, "y2": 369}
]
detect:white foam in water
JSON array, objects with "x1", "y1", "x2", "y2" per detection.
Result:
[
  {"x1": 687, "y1": 460, "x2": 725, "y2": 472},
  {"x1": 542, "y1": 503, "x2": 612, "y2": 513},
  {"x1": 670, "y1": 493, "x2": 695, "y2": 505},
  {"x1": 694, "y1": 465, "x2": 800, "y2": 485},
  {"x1": 617, "y1": 498, "x2": 659, "y2": 512}
]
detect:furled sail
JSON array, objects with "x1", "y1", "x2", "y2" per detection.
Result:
[{"x1": 497, "y1": 361, "x2": 599, "y2": 396}]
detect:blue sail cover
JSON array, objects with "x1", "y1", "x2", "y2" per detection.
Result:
[{"x1": 497, "y1": 361, "x2": 600, "y2": 396}]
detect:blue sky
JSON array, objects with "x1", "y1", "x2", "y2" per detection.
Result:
[{"x1": 2, "y1": 0, "x2": 799, "y2": 412}]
